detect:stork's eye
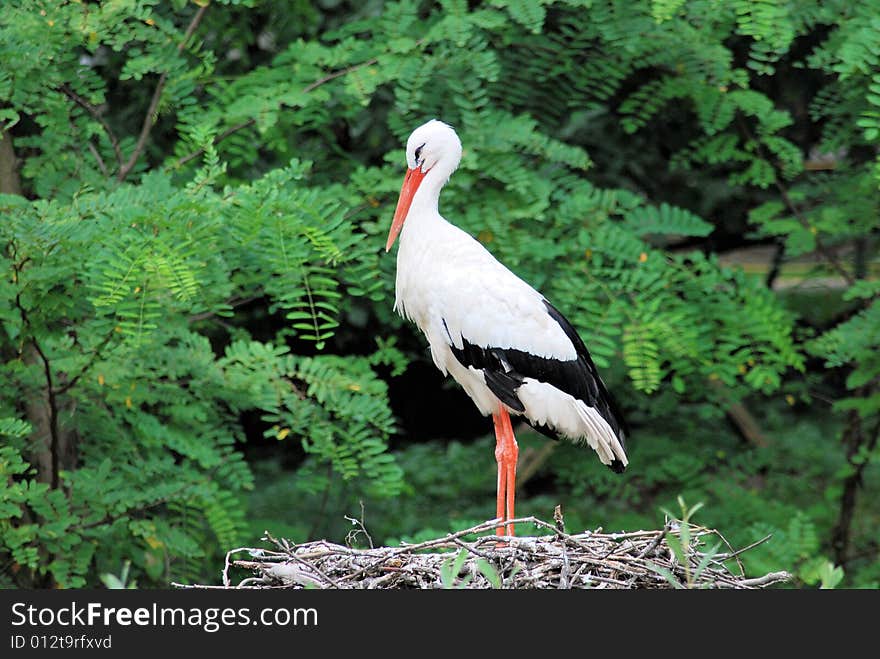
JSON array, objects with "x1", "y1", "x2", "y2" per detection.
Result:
[{"x1": 414, "y1": 143, "x2": 425, "y2": 162}]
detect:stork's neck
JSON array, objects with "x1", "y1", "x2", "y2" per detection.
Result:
[{"x1": 404, "y1": 154, "x2": 459, "y2": 230}]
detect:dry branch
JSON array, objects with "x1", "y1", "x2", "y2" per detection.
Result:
[{"x1": 178, "y1": 516, "x2": 792, "y2": 590}]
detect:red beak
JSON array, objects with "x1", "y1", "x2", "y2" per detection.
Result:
[{"x1": 386, "y1": 166, "x2": 428, "y2": 252}]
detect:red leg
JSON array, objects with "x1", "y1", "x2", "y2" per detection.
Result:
[
  {"x1": 492, "y1": 412, "x2": 507, "y2": 536},
  {"x1": 492, "y1": 409, "x2": 519, "y2": 537},
  {"x1": 499, "y1": 409, "x2": 518, "y2": 536}
]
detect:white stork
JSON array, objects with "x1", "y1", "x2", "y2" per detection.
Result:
[{"x1": 386, "y1": 119, "x2": 628, "y2": 536}]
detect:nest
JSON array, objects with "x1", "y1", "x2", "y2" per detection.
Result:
[{"x1": 179, "y1": 515, "x2": 791, "y2": 590}]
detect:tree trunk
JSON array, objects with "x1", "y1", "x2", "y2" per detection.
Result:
[
  {"x1": 1, "y1": 129, "x2": 77, "y2": 490},
  {"x1": 0, "y1": 128, "x2": 21, "y2": 195},
  {"x1": 831, "y1": 410, "x2": 879, "y2": 567}
]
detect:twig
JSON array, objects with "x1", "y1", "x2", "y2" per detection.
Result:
[
  {"x1": 738, "y1": 571, "x2": 792, "y2": 587},
  {"x1": 452, "y1": 537, "x2": 494, "y2": 561},
  {"x1": 223, "y1": 547, "x2": 256, "y2": 587},
  {"x1": 172, "y1": 582, "x2": 235, "y2": 590},
  {"x1": 702, "y1": 525, "x2": 747, "y2": 577},
  {"x1": 637, "y1": 521, "x2": 672, "y2": 559},
  {"x1": 262, "y1": 530, "x2": 289, "y2": 553},
  {"x1": 86, "y1": 142, "x2": 108, "y2": 176},
  {"x1": 713, "y1": 533, "x2": 773, "y2": 562},
  {"x1": 553, "y1": 504, "x2": 565, "y2": 534},
  {"x1": 117, "y1": 3, "x2": 209, "y2": 181},
  {"x1": 58, "y1": 84, "x2": 123, "y2": 172},
  {"x1": 344, "y1": 501, "x2": 374, "y2": 549},
  {"x1": 558, "y1": 544, "x2": 571, "y2": 589}
]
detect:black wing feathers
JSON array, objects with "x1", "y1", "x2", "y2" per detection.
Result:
[
  {"x1": 444, "y1": 300, "x2": 628, "y2": 464},
  {"x1": 483, "y1": 370, "x2": 526, "y2": 412},
  {"x1": 444, "y1": 327, "x2": 526, "y2": 412},
  {"x1": 543, "y1": 301, "x2": 628, "y2": 443}
]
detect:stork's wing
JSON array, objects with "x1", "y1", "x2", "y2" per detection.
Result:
[{"x1": 444, "y1": 297, "x2": 626, "y2": 455}]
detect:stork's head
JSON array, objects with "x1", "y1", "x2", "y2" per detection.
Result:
[{"x1": 386, "y1": 119, "x2": 462, "y2": 252}]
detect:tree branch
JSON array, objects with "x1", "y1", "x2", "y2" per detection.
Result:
[
  {"x1": 708, "y1": 380, "x2": 768, "y2": 447},
  {"x1": 57, "y1": 84, "x2": 123, "y2": 173},
  {"x1": 187, "y1": 294, "x2": 262, "y2": 322},
  {"x1": 117, "y1": 3, "x2": 210, "y2": 181},
  {"x1": 735, "y1": 115, "x2": 855, "y2": 287},
  {"x1": 301, "y1": 56, "x2": 381, "y2": 94},
  {"x1": 86, "y1": 141, "x2": 109, "y2": 176},
  {"x1": 772, "y1": 180, "x2": 855, "y2": 287},
  {"x1": 53, "y1": 329, "x2": 117, "y2": 396},
  {"x1": 170, "y1": 55, "x2": 381, "y2": 169}
]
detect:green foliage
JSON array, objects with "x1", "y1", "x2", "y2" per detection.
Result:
[
  {"x1": 100, "y1": 561, "x2": 137, "y2": 590},
  {"x1": 439, "y1": 549, "x2": 472, "y2": 589},
  {"x1": 438, "y1": 545, "x2": 503, "y2": 589},
  {"x1": 1, "y1": 0, "x2": 877, "y2": 588},
  {"x1": 800, "y1": 558, "x2": 845, "y2": 590},
  {"x1": 0, "y1": 0, "x2": 403, "y2": 587},
  {"x1": 0, "y1": 145, "x2": 403, "y2": 585},
  {"x1": 810, "y1": 299, "x2": 880, "y2": 416},
  {"x1": 741, "y1": 513, "x2": 846, "y2": 587},
  {"x1": 649, "y1": 496, "x2": 722, "y2": 589}
]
